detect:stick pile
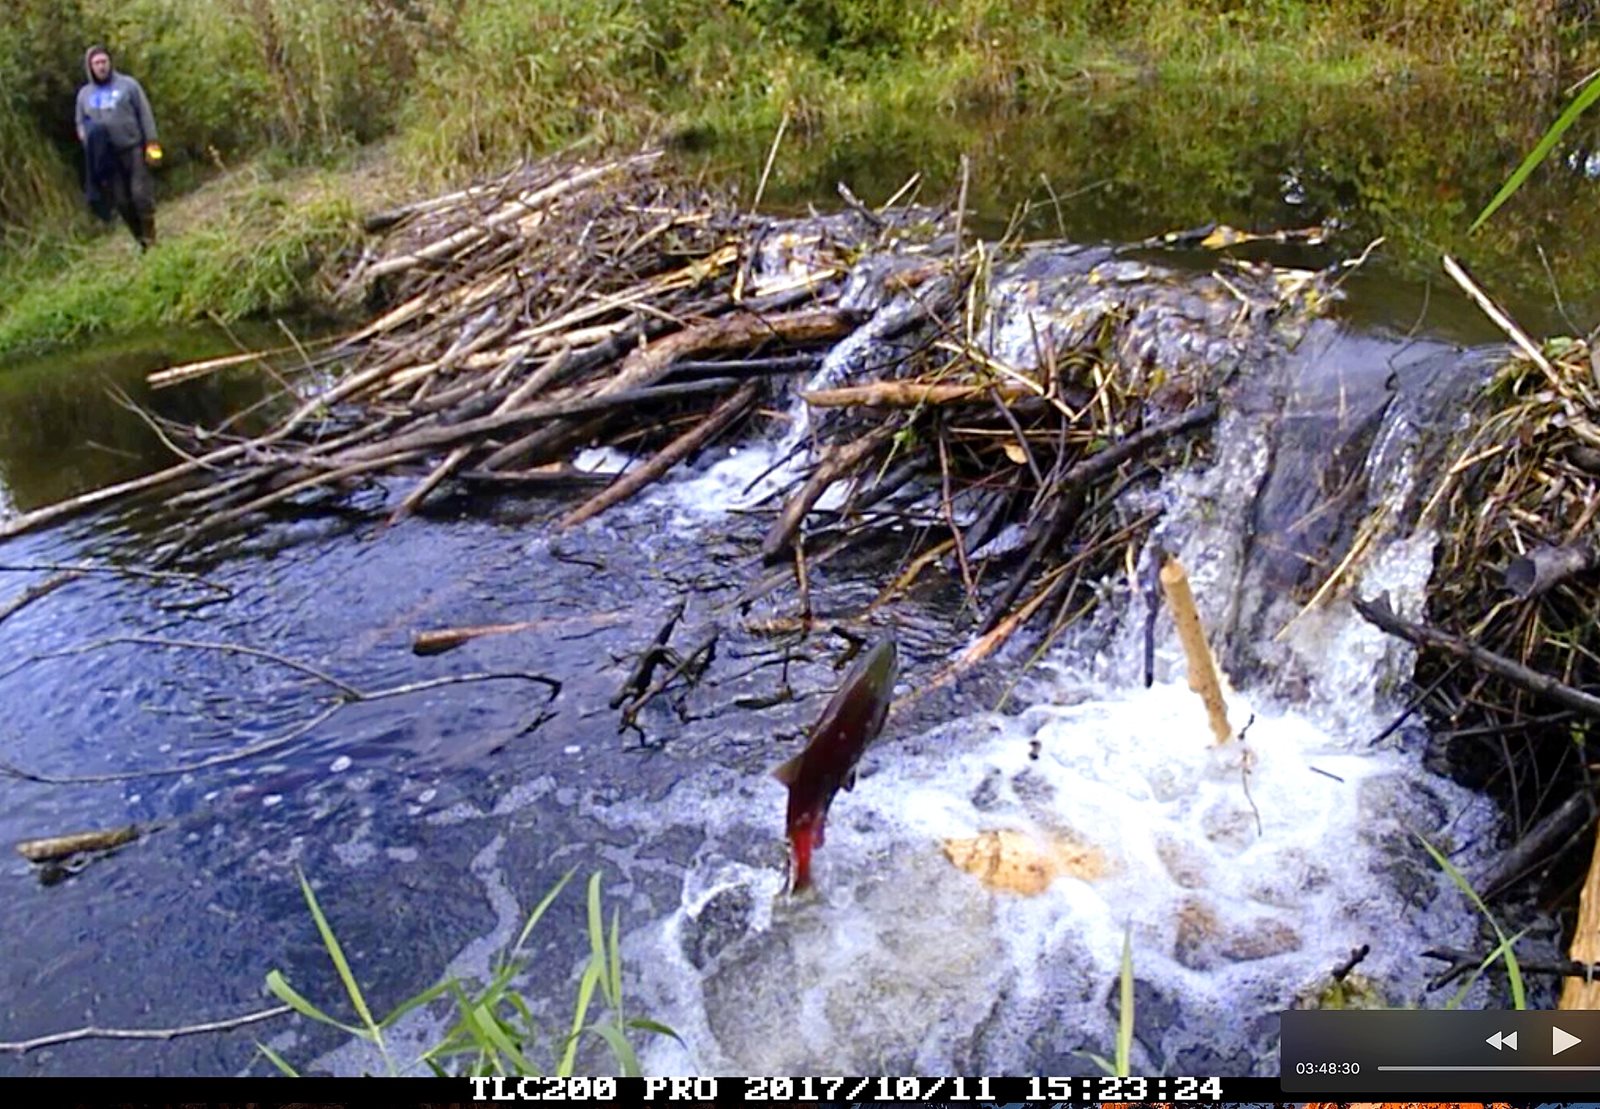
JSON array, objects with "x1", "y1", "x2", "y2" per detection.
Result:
[{"x1": 1, "y1": 149, "x2": 1332, "y2": 649}]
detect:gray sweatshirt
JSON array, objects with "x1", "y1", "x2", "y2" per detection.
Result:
[{"x1": 76, "y1": 72, "x2": 157, "y2": 152}]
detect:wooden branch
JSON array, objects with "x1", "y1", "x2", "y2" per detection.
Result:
[
  {"x1": 1475, "y1": 788, "x2": 1595, "y2": 899},
  {"x1": 16, "y1": 824, "x2": 141, "y2": 862},
  {"x1": 1562, "y1": 823, "x2": 1600, "y2": 1008},
  {"x1": 412, "y1": 610, "x2": 631, "y2": 655},
  {"x1": 0, "y1": 1004, "x2": 292, "y2": 1055},
  {"x1": 1442, "y1": 254, "x2": 1558, "y2": 385},
  {"x1": 558, "y1": 381, "x2": 759, "y2": 530},
  {"x1": 1354, "y1": 594, "x2": 1600, "y2": 722},
  {"x1": 0, "y1": 572, "x2": 77, "y2": 625},
  {"x1": 980, "y1": 403, "x2": 1217, "y2": 632},
  {"x1": 1504, "y1": 543, "x2": 1598, "y2": 599},
  {"x1": 1160, "y1": 556, "x2": 1232, "y2": 744},
  {"x1": 362, "y1": 156, "x2": 658, "y2": 281},
  {"x1": 761, "y1": 425, "x2": 895, "y2": 564}
]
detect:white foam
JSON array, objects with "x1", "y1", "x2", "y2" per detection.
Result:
[{"x1": 606, "y1": 678, "x2": 1495, "y2": 1074}]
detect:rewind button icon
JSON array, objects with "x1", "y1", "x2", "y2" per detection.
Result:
[{"x1": 1486, "y1": 1030, "x2": 1519, "y2": 1051}]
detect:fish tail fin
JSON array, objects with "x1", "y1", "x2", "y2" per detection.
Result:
[{"x1": 789, "y1": 825, "x2": 815, "y2": 893}]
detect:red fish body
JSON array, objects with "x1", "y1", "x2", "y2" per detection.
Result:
[{"x1": 773, "y1": 638, "x2": 898, "y2": 892}]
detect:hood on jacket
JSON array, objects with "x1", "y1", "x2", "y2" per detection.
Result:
[{"x1": 84, "y1": 45, "x2": 113, "y2": 85}]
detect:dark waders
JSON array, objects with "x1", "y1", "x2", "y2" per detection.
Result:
[{"x1": 109, "y1": 145, "x2": 155, "y2": 249}]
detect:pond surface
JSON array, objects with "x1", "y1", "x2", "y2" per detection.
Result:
[{"x1": 0, "y1": 75, "x2": 1588, "y2": 1076}]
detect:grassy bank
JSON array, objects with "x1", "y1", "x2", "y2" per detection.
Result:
[
  {"x1": 0, "y1": 1, "x2": 1595, "y2": 356},
  {"x1": 0, "y1": 162, "x2": 371, "y2": 355}
]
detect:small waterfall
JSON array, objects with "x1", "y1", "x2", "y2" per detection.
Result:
[{"x1": 571, "y1": 244, "x2": 1518, "y2": 1074}]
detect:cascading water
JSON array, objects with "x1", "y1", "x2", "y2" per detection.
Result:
[{"x1": 499, "y1": 246, "x2": 1516, "y2": 1075}]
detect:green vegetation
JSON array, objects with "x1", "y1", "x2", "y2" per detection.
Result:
[
  {"x1": 1475, "y1": 73, "x2": 1600, "y2": 232},
  {"x1": 1417, "y1": 832, "x2": 1530, "y2": 1010},
  {"x1": 0, "y1": 165, "x2": 360, "y2": 354},
  {"x1": 1, "y1": 0, "x2": 1597, "y2": 355},
  {"x1": 1083, "y1": 924, "x2": 1136, "y2": 1077},
  {"x1": 264, "y1": 867, "x2": 676, "y2": 1077}
]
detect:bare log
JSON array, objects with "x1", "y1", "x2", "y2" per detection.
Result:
[
  {"x1": 558, "y1": 381, "x2": 760, "y2": 530},
  {"x1": 761, "y1": 425, "x2": 895, "y2": 564},
  {"x1": 1160, "y1": 556, "x2": 1232, "y2": 744}
]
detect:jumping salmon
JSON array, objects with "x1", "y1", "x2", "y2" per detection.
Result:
[{"x1": 772, "y1": 637, "x2": 898, "y2": 893}]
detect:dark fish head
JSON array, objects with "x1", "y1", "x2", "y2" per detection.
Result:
[{"x1": 813, "y1": 636, "x2": 897, "y2": 754}]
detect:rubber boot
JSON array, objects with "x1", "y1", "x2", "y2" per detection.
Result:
[{"x1": 136, "y1": 212, "x2": 156, "y2": 252}]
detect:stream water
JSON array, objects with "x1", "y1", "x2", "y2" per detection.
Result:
[{"x1": 2, "y1": 77, "x2": 1597, "y2": 1077}]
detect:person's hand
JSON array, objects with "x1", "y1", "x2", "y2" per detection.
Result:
[{"x1": 144, "y1": 142, "x2": 163, "y2": 166}]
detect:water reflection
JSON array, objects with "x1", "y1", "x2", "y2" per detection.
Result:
[
  {"x1": 683, "y1": 76, "x2": 1600, "y2": 335},
  {"x1": 0, "y1": 325, "x2": 287, "y2": 513}
]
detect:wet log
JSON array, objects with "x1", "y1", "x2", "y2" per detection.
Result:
[
  {"x1": 1354, "y1": 594, "x2": 1600, "y2": 722},
  {"x1": 412, "y1": 611, "x2": 631, "y2": 655},
  {"x1": 1476, "y1": 789, "x2": 1595, "y2": 899},
  {"x1": 558, "y1": 381, "x2": 759, "y2": 530},
  {"x1": 666, "y1": 354, "x2": 821, "y2": 379},
  {"x1": 1160, "y1": 556, "x2": 1232, "y2": 744},
  {"x1": 761, "y1": 425, "x2": 895, "y2": 564},
  {"x1": 456, "y1": 467, "x2": 613, "y2": 487},
  {"x1": 16, "y1": 825, "x2": 140, "y2": 863},
  {"x1": 1504, "y1": 542, "x2": 1598, "y2": 599}
]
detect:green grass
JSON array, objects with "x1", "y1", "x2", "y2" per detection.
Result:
[
  {"x1": 1082, "y1": 924, "x2": 1135, "y2": 1077},
  {"x1": 1417, "y1": 831, "x2": 1529, "y2": 1010},
  {"x1": 263, "y1": 867, "x2": 678, "y2": 1077},
  {"x1": 0, "y1": 170, "x2": 359, "y2": 356}
]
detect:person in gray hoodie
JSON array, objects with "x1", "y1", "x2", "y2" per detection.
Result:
[{"x1": 75, "y1": 44, "x2": 161, "y2": 249}]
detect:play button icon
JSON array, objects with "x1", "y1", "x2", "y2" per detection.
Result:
[{"x1": 1553, "y1": 1026, "x2": 1582, "y2": 1055}]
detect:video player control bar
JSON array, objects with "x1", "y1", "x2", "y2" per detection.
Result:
[{"x1": 1282, "y1": 1010, "x2": 1600, "y2": 1094}]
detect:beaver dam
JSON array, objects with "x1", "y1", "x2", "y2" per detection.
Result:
[{"x1": 4, "y1": 148, "x2": 1600, "y2": 1074}]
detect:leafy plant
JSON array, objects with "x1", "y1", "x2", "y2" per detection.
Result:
[
  {"x1": 262, "y1": 867, "x2": 677, "y2": 1077},
  {"x1": 1472, "y1": 70, "x2": 1600, "y2": 232}
]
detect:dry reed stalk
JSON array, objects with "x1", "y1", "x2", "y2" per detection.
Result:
[
  {"x1": 1560, "y1": 825, "x2": 1600, "y2": 1008},
  {"x1": 802, "y1": 381, "x2": 1035, "y2": 408}
]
